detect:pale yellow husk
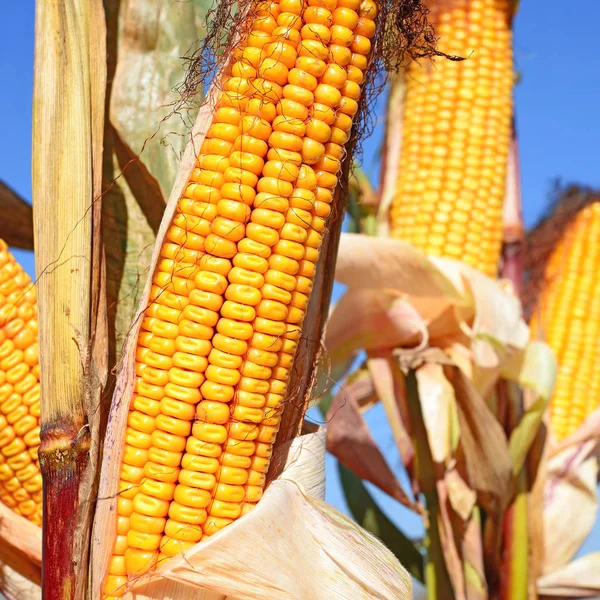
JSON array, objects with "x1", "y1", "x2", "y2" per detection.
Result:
[{"x1": 536, "y1": 409, "x2": 600, "y2": 596}]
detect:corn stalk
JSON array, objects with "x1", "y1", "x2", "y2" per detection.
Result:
[{"x1": 32, "y1": 2, "x2": 108, "y2": 598}]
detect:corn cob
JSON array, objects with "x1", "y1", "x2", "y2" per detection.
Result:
[
  {"x1": 529, "y1": 201, "x2": 600, "y2": 441},
  {"x1": 0, "y1": 239, "x2": 42, "y2": 526},
  {"x1": 389, "y1": 0, "x2": 513, "y2": 276},
  {"x1": 103, "y1": 0, "x2": 378, "y2": 595}
]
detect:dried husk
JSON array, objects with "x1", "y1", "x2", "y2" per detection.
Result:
[
  {"x1": 326, "y1": 233, "x2": 531, "y2": 381},
  {"x1": 536, "y1": 410, "x2": 600, "y2": 594},
  {"x1": 117, "y1": 432, "x2": 412, "y2": 600},
  {"x1": 322, "y1": 233, "x2": 558, "y2": 600}
]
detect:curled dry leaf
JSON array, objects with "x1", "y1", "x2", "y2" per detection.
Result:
[
  {"x1": 120, "y1": 433, "x2": 412, "y2": 600},
  {"x1": 326, "y1": 290, "x2": 428, "y2": 376},
  {"x1": 328, "y1": 234, "x2": 532, "y2": 382},
  {"x1": 326, "y1": 380, "x2": 423, "y2": 515}
]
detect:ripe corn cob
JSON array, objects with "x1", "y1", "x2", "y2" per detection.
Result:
[
  {"x1": 103, "y1": 0, "x2": 378, "y2": 595},
  {"x1": 0, "y1": 239, "x2": 42, "y2": 526},
  {"x1": 529, "y1": 201, "x2": 600, "y2": 441},
  {"x1": 389, "y1": 0, "x2": 514, "y2": 276}
]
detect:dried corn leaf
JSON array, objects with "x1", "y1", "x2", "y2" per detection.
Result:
[
  {"x1": 326, "y1": 379, "x2": 422, "y2": 514},
  {"x1": 367, "y1": 355, "x2": 414, "y2": 469},
  {"x1": 328, "y1": 234, "x2": 530, "y2": 380}
]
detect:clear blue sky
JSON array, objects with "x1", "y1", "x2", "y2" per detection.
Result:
[{"x1": 1, "y1": 0, "x2": 598, "y2": 561}]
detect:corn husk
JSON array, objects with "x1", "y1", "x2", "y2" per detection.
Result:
[
  {"x1": 536, "y1": 409, "x2": 600, "y2": 596},
  {"x1": 113, "y1": 431, "x2": 411, "y2": 600}
]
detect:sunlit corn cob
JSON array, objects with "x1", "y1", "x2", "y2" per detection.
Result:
[
  {"x1": 103, "y1": 0, "x2": 378, "y2": 595},
  {"x1": 529, "y1": 201, "x2": 600, "y2": 441},
  {"x1": 0, "y1": 239, "x2": 42, "y2": 526},
  {"x1": 389, "y1": 0, "x2": 513, "y2": 276}
]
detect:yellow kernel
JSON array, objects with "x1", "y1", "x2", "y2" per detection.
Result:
[
  {"x1": 133, "y1": 493, "x2": 170, "y2": 518},
  {"x1": 223, "y1": 167, "x2": 259, "y2": 188},
  {"x1": 258, "y1": 58, "x2": 289, "y2": 86},
  {"x1": 164, "y1": 519, "x2": 203, "y2": 542},
  {"x1": 192, "y1": 422, "x2": 228, "y2": 444},
  {"x1": 212, "y1": 333, "x2": 248, "y2": 356},
  {"x1": 196, "y1": 400, "x2": 231, "y2": 424},
  {"x1": 264, "y1": 41, "x2": 297, "y2": 69},
  {"x1": 232, "y1": 135, "x2": 268, "y2": 157},
  {"x1": 173, "y1": 485, "x2": 211, "y2": 509},
  {"x1": 178, "y1": 469, "x2": 217, "y2": 490},
  {"x1": 168, "y1": 502, "x2": 207, "y2": 525},
  {"x1": 298, "y1": 39, "x2": 329, "y2": 61},
  {"x1": 265, "y1": 269, "x2": 297, "y2": 291},
  {"x1": 302, "y1": 138, "x2": 325, "y2": 164},
  {"x1": 200, "y1": 380, "x2": 235, "y2": 402},
  {"x1": 174, "y1": 335, "x2": 211, "y2": 357},
  {"x1": 229, "y1": 151, "x2": 264, "y2": 176},
  {"x1": 245, "y1": 97, "x2": 277, "y2": 122},
  {"x1": 144, "y1": 461, "x2": 180, "y2": 483}
]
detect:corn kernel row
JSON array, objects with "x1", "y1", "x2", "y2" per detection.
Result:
[
  {"x1": 104, "y1": 0, "x2": 377, "y2": 596},
  {"x1": 0, "y1": 239, "x2": 42, "y2": 525},
  {"x1": 389, "y1": 0, "x2": 513, "y2": 276}
]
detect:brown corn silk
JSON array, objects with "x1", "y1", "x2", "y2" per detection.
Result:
[
  {"x1": 528, "y1": 195, "x2": 600, "y2": 441},
  {"x1": 389, "y1": 0, "x2": 514, "y2": 276},
  {"x1": 102, "y1": 0, "x2": 380, "y2": 596},
  {"x1": 0, "y1": 239, "x2": 42, "y2": 525}
]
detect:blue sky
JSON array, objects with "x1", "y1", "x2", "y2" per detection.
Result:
[{"x1": 1, "y1": 0, "x2": 598, "y2": 561}]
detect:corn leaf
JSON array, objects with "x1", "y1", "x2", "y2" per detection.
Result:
[
  {"x1": 0, "y1": 181, "x2": 33, "y2": 250},
  {"x1": 367, "y1": 355, "x2": 414, "y2": 470},
  {"x1": 338, "y1": 464, "x2": 425, "y2": 583},
  {"x1": 405, "y1": 371, "x2": 455, "y2": 600},
  {"x1": 109, "y1": 0, "x2": 209, "y2": 196}
]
